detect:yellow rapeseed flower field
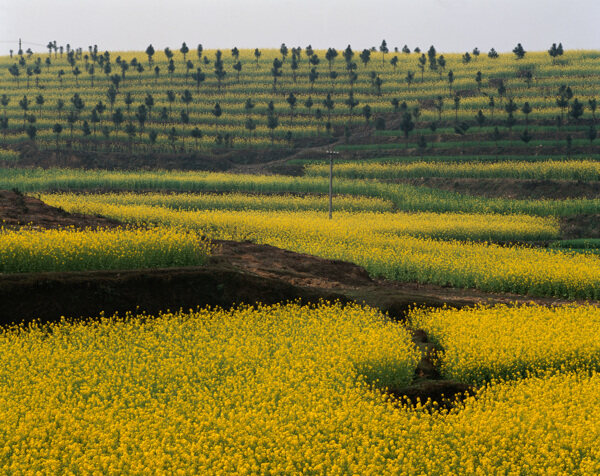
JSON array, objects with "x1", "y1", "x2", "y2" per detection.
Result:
[
  {"x1": 0, "y1": 226, "x2": 210, "y2": 273},
  {"x1": 41, "y1": 194, "x2": 600, "y2": 299},
  {"x1": 2, "y1": 302, "x2": 600, "y2": 473},
  {"x1": 411, "y1": 304, "x2": 600, "y2": 384}
]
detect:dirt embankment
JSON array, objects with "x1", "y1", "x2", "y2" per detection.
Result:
[{"x1": 0, "y1": 189, "x2": 120, "y2": 229}]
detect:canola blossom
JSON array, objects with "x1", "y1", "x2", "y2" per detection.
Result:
[
  {"x1": 40, "y1": 195, "x2": 600, "y2": 299},
  {"x1": 0, "y1": 226, "x2": 210, "y2": 273},
  {"x1": 306, "y1": 159, "x2": 600, "y2": 181},
  {"x1": 411, "y1": 304, "x2": 600, "y2": 384},
  {"x1": 1, "y1": 303, "x2": 600, "y2": 473}
]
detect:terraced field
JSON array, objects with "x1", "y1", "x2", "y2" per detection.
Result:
[
  {"x1": 1, "y1": 47, "x2": 599, "y2": 163},
  {"x1": 2, "y1": 44, "x2": 600, "y2": 474}
]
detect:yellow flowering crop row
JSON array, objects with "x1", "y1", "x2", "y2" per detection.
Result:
[
  {"x1": 411, "y1": 304, "x2": 600, "y2": 384},
  {"x1": 40, "y1": 195, "x2": 600, "y2": 299},
  {"x1": 306, "y1": 158, "x2": 600, "y2": 181},
  {"x1": 0, "y1": 226, "x2": 210, "y2": 273},
  {"x1": 55, "y1": 191, "x2": 394, "y2": 213},
  {"x1": 41, "y1": 192, "x2": 560, "y2": 242},
  {"x1": 2, "y1": 302, "x2": 600, "y2": 473}
]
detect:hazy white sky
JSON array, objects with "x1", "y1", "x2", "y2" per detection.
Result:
[{"x1": 1, "y1": 0, "x2": 599, "y2": 54}]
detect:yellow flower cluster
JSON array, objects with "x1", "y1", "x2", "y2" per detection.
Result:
[
  {"x1": 2, "y1": 302, "x2": 600, "y2": 473},
  {"x1": 0, "y1": 302, "x2": 421, "y2": 474},
  {"x1": 306, "y1": 158, "x2": 600, "y2": 181},
  {"x1": 411, "y1": 304, "x2": 600, "y2": 384},
  {"x1": 42, "y1": 192, "x2": 559, "y2": 242},
  {"x1": 41, "y1": 194, "x2": 599, "y2": 299},
  {"x1": 0, "y1": 226, "x2": 210, "y2": 273},
  {"x1": 56, "y1": 191, "x2": 394, "y2": 213}
]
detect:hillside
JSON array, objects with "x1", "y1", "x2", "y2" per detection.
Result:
[{"x1": 0, "y1": 45, "x2": 599, "y2": 167}]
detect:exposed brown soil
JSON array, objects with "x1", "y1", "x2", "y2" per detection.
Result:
[
  {"x1": 397, "y1": 177, "x2": 600, "y2": 200},
  {"x1": 0, "y1": 189, "x2": 121, "y2": 229}
]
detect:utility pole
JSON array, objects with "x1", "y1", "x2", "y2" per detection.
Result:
[{"x1": 326, "y1": 149, "x2": 339, "y2": 219}]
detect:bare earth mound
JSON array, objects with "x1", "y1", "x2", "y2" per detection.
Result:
[{"x1": 0, "y1": 189, "x2": 120, "y2": 229}]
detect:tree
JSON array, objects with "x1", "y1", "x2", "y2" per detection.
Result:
[
  {"x1": 245, "y1": 117, "x2": 256, "y2": 139},
  {"x1": 145, "y1": 44, "x2": 155, "y2": 66},
  {"x1": 35, "y1": 94, "x2": 44, "y2": 118},
  {"x1": 304, "y1": 96, "x2": 313, "y2": 114},
  {"x1": 290, "y1": 54, "x2": 299, "y2": 83},
  {"x1": 400, "y1": 112, "x2": 415, "y2": 147},
  {"x1": 110, "y1": 74, "x2": 121, "y2": 91},
  {"x1": 286, "y1": 92, "x2": 297, "y2": 124},
  {"x1": 214, "y1": 50, "x2": 226, "y2": 91},
  {"x1": 520, "y1": 129, "x2": 533, "y2": 144},
  {"x1": 402, "y1": 45, "x2": 411, "y2": 54},
  {"x1": 447, "y1": 70, "x2": 454, "y2": 92},
  {"x1": 556, "y1": 84, "x2": 573, "y2": 121},
  {"x1": 231, "y1": 47, "x2": 240, "y2": 61},
  {"x1": 280, "y1": 43, "x2": 289, "y2": 63},
  {"x1": 124, "y1": 122, "x2": 136, "y2": 152},
  {"x1": 180, "y1": 110, "x2": 189, "y2": 125},
  {"x1": 587, "y1": 125, "x2": 597, "y2": 145},
  {"x1": 345, "y1": 90, "x2": 359, "y2": 117},
  {"x1": 185, "y1": 60, "x2": 194, "y2": 81},
  {"x1": 390, "y1": 56, "x2": 399, "y2": 72},
  {"x1": 180, "y1": 42, "x2": 189, "y2": 63},
  {"x1": 148, "y1": 130, "x2": 158, "y2": 150},
  {"x1": 50, "y1": 122, "x2": 62, "y2": 150},
  {"x1": 362, "y1": 104, "x2": 372, "y2": 125},
  {"x1": 323, "y1": 93, "x2": 334, "y2": 121},
  {"x1": 374, "y1": 75, "x2": 383, "y2": 96},
  {"x1": 325, "y1": 48, "x2": 338, "y2": 71},
  {"x1": 212, "y1": 102, "x2": 222, "y2": 130},
  {"x1": 569, "y1": 98, "x2": 584, "y2": 123},
  {"x1": 521, "y1": 101, "x2": 532, "y2": 127},
  {"x1": 474, "y1": 110, "x2": 485, "y2": 129},
  {"x1": 112, "y1": 108, "x2": 124, "y2": 131},
  {"x1": 359, "y1": 49, "x2": 371, "y2": 68},
  {"x1": 308, "y1": 67, "x2": 319, "y2": 92},
  {"x1": 26, "y1": 124, "x2": 37, "y2": 143},
  {"x1": 548, "y1": 43, "x2": 564, "y2": 63},
  {"x1": 0, "y1": 117, "x2": 8, "y2": 143},
  {"x1": 453, "y1": 94, "x2": 460, "y2": 123},
  {"x1": 168, "y1": 59, "x2": 175, "y2": 82},
  {"x1": 90, "y1": 108, "x2": 100, "y2": 137},
  {"x1": 475, "y1": 71, "x2": 482, "y2": 91},
  {"x1": 18, "y1": 95, "x2": 29, "y2": 126},
  {"x1": 412, "y1": 106, "x2": 421, "y2": 129},
  {"x1": 391, "y1": 98, "x2": 400, "y2": 114},
  {"x1": 196, "y1": 44, "x2": 203, "y2": 62},
  {"x1": 181, "y1": 89, "x2": 193, "y2": 114},
  {"x1": 135, "y1": 104, "x2": 147, "y2": 132},
  {"x1": 589, "y1": 98, "x2": 597, "y2": 124},
  {"x1": 271, "y1": 58, "x2": 283, "y2": 92},
  {"x1": 405, "y1": 71, "x2": 415, "y2": 89},
  {"x1": 145, "y1": 93, "x2": 154, "y2": 120},
  {"x1": 166, "y1": 90, "x2": 176, "y2": 113},
  {"x1": 267, "y1": 107, "x2": 279, "y2": 144},
  {"x1": 1, "y1": 95, "x2": 9, "y2": 118},
  {"x1": 418, "y1": 54, "x2": 426, "y2": 82},
  {"x1": 154, "y1": 66, "x2": 160, "y2": 82},
  {"x1": 488, "y1": 48, "x2": 499, "y2": 59},
  {"x1": 124, "y1": 92, "x2": 133, "y2": 114},
  {"x1": 434, "y1": 95, "x2": 444, "y2": 121},
  {"x1": 191, "y1": 68, "x2": 206, "y2": 92},
  {"x1": 454, "y1": 121, "x2": 470, "y2": 152},
  {"x1": 191, "y1": 127, "x2": 202, "y2": 150},
  {"x1": 233, "y1": 61, "x2": 242, "y2": 83},
  {"x1": 168, "y1": 127, "x2": 177, "y2": 151},
  {"x1": 379, "y1": 39, "x2": 389, "y2": 66},
  {"x1": 462, "y1": 52, "x2": 471, "y2": 64},
  {"x1": 8, "y1": 64, "x2": 20, "y2": 87},
  {"x1": 472, "y1": 47, "x2": 480, "y2": 58},
  {"x1": 512, "y1": 43, "x2": 526, "y2": 59},
  {"x1": 254, "y1": 48, "x2": 261, "y2": 68},
  {"x1": 343, "y1": 45, "x2": 354, "y2": 64}
]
